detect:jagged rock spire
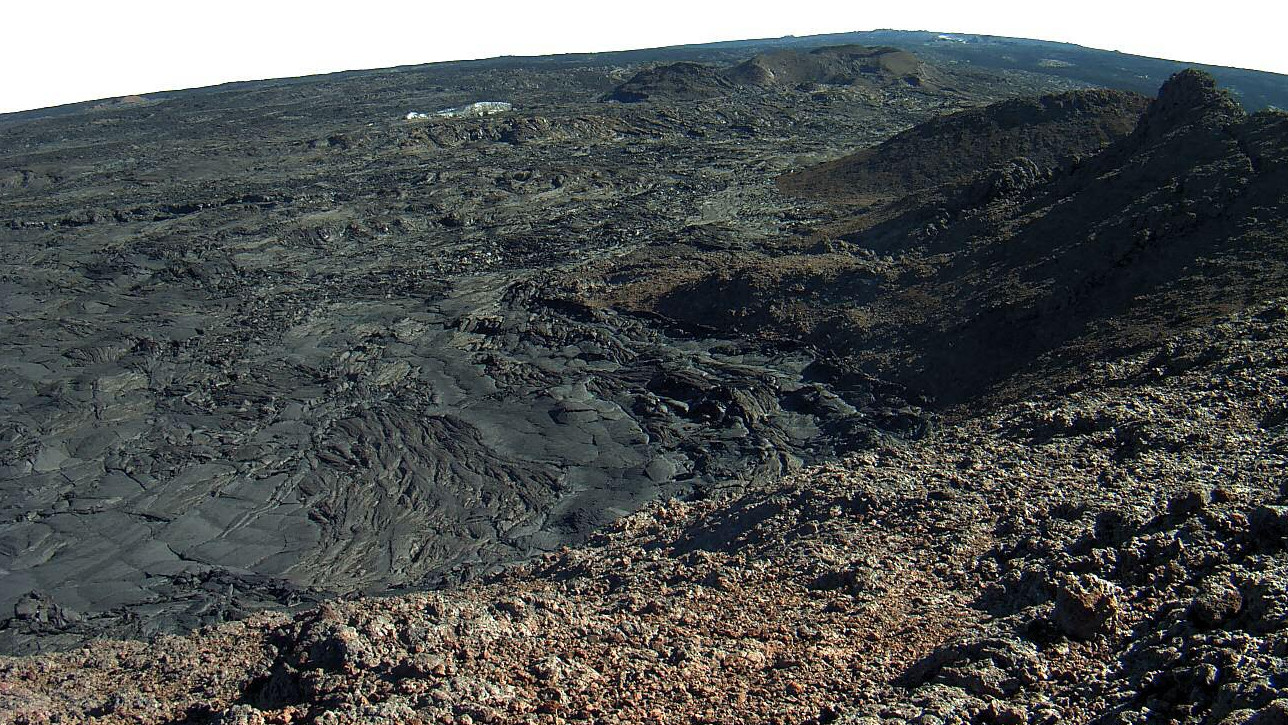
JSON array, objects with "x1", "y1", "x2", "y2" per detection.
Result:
[{"x1": 1136, "y1": 69, "x2": 1246, "y2": 137}]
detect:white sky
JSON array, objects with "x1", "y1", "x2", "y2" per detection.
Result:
[{"x1": 2, "y1": 1, "x2": 1283, "y2": 114}]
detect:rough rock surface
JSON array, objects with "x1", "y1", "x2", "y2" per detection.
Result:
[{"x1": 2, "y1": 297, "x2": 1284, "y2": 724}]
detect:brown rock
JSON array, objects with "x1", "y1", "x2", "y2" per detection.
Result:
[
  {"x1": 217, "y1": 705, "x2": 268, "y2": 725},
  {"x1": 1248, "y1": 700, "x2": 1288, "y2": 725},
  {"x1": 1052, "y1": 574, "x2": 1121, "y2": 640},
  {"x1": 985, "y1": 701, "x2": 1028, "y2": 725},
  {"x1": 1190, "y1": 580, "x2": 1243, "y2": 628}
]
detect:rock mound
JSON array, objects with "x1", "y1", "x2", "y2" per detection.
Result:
[
  {"x1": 605, "y1": 61, "x2": 735, "y2": 102},
  {"x1": 725, "y1": 45, "x2": 937, "y2": 89},
  {"x1": 1137, "y1": 67, "x2": 1247, "y2": 137}
]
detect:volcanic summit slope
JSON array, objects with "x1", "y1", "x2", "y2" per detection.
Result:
[
  {"x1": 1, "y1": 32, "x2": 1287, "y2": 725},
  {"x1": 3, "y1": 41, "x2": 1018, "y2": 652},
  {"x1": 2, "y1": 34, "x2": 1124, "y2": 652}
]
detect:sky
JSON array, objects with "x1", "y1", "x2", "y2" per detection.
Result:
[{"x1": 2, "y1": 1, "x2": 1284, "y2": 114}]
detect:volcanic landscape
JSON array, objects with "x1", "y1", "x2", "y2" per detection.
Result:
[{"x1": 1, "y1": 30, "x2": 1286, "y2": 724}]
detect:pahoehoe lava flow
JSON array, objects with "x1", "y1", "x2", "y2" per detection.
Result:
[{"x1": 1, "y1": 28, "x2": 1288, "y2": 725}]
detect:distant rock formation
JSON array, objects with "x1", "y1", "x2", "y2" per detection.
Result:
[
  {"x1": 724, "y1": 45, "x2": 937, "y2": 89},
  {"x1": 605, "y1": 62, "x2": 735, "y2": 102},
  {"x1": 607, "y1": 44, "x2": 944, "y2": 102}
]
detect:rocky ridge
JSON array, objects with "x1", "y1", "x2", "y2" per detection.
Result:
[{"x1": 602, "y1": 71, "x2": 1288, "y2": 406}]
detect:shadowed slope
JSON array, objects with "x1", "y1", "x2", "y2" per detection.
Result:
[{"x1": 605, "y1": 72, "x2": 1288, "y2": 406}]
